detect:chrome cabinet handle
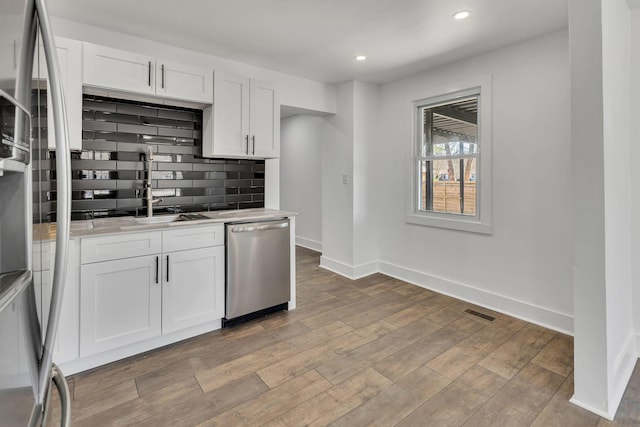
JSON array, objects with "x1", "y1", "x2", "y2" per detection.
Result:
[
  {"x1": 155, "y1": 256, "x2": 159, "y2": 284},
  {"x1": 161, "y1": 64, "x2": 165, "y2": 89},
  {"x1": 245, "y1": 135, "x2": 249, "y2": 155},
  {"x1": 252, "y1": 135, "x2": 255, "y2": 155},
  {"x1": 148, "y1": 61, "x2": 152, "y2": 86},
  {"x1": 166, "y1": 255, "x2": 170, "y2": 282}
]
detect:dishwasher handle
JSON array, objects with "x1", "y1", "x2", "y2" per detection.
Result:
[{"x1": 229, "y1": 220, "x2": 289, "y2": 233}]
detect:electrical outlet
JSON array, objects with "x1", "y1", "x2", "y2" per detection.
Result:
[{"x1": 342, "y1": 174, "x2": 348, "y2": 185}]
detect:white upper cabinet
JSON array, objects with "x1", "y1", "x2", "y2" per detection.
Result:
[
  {"x1": 205, "y1": 71, "x2": 250, "y2": 158},
  {"x1": 82, "y1": 43, "x2": 212, "y2": 104},
  {"x1": 83, "y1": 43, "x2": 155, "y2": 95},
  {"x1": 203, "y1": 70, "x2": 279, "y2": 159},
  {"x1": 155, "y1": 58, "x2": 213, "y2": 103},
  {"x1": 250, "y1": 79, "x2": 280, "y2": 158},
  {"x1": 47, "y1": 38, "x2": 83, "y2": 151}
]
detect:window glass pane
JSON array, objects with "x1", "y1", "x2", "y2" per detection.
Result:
[
  {"x1": 419, "y1": 97, "x2": 478, "y2": 157},
  {"x1": 419, "y1": 158, "x2": 477, "y2": 216},
  {"x1": 461, "y1": 158, "x2": 477, "y2": 216}
]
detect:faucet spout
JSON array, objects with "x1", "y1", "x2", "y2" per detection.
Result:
[{"x1": 145, "y1": 146, "x2": 162, "y2": 217}]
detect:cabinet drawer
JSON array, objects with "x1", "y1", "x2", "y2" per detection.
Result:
[
  {"x1": 163, "y1": 225, "x2": 224, "y2": 252},
  {"x1": 81, "y1": 231, "x2": 162, "y2": 264}
]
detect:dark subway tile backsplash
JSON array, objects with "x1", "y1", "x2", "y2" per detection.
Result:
[{"x1": 34, "y1": 95, "x2": 264, "y2": 222}]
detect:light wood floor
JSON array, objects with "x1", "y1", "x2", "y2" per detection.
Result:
[{"x1": 50, "y1": 247, "x2": 640, "y2": 426}]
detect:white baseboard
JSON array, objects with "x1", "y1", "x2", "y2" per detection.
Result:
[
  {"x1": 317, "y1": 255, "x2": 573, "y2": 334},
  {"x1": 296, "y1": 236, "x2": 322, "y2": 252},
  {"x1": 353, "y1": 260, "x2": 379, "y2": 279},
  {"x1": 570, "y1": 332, "x2": 640, "y2": 420},
  {"x1": 378, "y1": 260, "x2": 574, "y2": 335},
  {"x1": 606, "y1": 331, "x2": 639, "y2": 418},
  {"x1": 319, "y1": 255, "x2": 378, "y2": 280},
  {"x1": 569, "y1": 396, "x2": 613, "y2": 420}
]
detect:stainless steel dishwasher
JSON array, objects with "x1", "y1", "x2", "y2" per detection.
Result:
[{"x1": 225, "y1": 218, "x2": 290, "y2": 325}]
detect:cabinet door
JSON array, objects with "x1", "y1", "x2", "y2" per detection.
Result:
[
  {"x1": 83, "y1": 43, "x2": 155, "y2": 95},
  {"x1": 205, "y1": 70, "x2": 250, "y2": 158},
  {"x1": 80, "y1": 255, "x2": 161, "y2": 356},
  {"x1": 250, "y1": 79, "x2": 280, "y2": 158},
  {"x1": 47, "y1": 38, "x2": 83, "y2": 151},
  {"x1": 156, "y1": 59, "x2": 212, "y2": 103},
  {"x1": 162, "y1": 246, "x2": 224, "y2": 334}
]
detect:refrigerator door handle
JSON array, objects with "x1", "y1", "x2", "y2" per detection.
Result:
[
  {"x1": 39, "y1": 364, "x2": 71, "y2": 427},
  {"x1": 51, "y1": 364, "x2": 71, "y2": 426},
  {"x1": 34, "y1": 0, "x2": 72, "y2": 409}
]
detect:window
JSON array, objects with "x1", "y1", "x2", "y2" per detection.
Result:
[
  {"x1": 418, "y1": 95, "x2": 478, "y2": 215},
  {"x1": 407, "y1": 79, "x2": 492, "y2": 234}
]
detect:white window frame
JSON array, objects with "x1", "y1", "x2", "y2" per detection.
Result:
[{"x1": 406, "y1": 76, "x2": 492, "y2": 234}]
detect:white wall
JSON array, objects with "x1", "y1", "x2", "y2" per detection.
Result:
[
  {"x1": 321, "y1": 82, "x2": 355, "y2": 268},
  {"x1": 352, "y1": 81, "x2": 380, "y2": 270},
  {"x1": 569, "y1": 0, "x2": 636, "y2": 419},
  {"x1": 630, "y1": 5, "x2": 640, "y2": 354},
  {"x1": 373, "y1": 30, "x2": 573, "y2": 331},
  {"x1": 602, "y1": 0, "x2": 636, "y2": 411},
  {"x1": 568, "y1": 0, "x2": 608, "y2": 415},
  {"x1": 280, "y1": 115, "x2": 323, "y2": 251},
  {"x1": 318, "y1": 81, "x2": 381, "y2": 277}
]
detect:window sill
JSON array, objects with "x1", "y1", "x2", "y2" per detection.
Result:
[{"x1": 405, "y1": 213, "x2": 492, "y2": 235}]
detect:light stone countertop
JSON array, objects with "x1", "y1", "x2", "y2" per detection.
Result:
[{"x1": 34, "y1": 208, "x2": 297, "y2": 241}]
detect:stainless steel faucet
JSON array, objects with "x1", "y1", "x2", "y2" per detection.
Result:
[{"x1": 145, "y1": 146, "x2": 163, "y2": 217}]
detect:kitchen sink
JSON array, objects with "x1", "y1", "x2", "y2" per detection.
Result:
[
  {"x1": 133, "y1": 213, "x2": 210, "y2": 225},
  {"x1": 133, "y1": 215, "x2": 181, "y2": 225}
]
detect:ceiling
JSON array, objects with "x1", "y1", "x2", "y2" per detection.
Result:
[{"x1": 47, "y1": 0, "x2": 568, "y2": 85}]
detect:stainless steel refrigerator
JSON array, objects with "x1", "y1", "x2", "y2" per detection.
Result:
[{"x1": 0, "y1": 0, "x2": 71, "y2": 425}]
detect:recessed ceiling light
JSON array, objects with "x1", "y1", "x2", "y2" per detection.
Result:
[
  {"x1": 453, "y1": 10, "x2": 471, "y2": 20},
  {"x1": 354, "y1": 55, "x2": 367, "y2": 61}
]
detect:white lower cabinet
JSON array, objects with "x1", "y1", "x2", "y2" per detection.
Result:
[
  {"x1": 162, "y1": 246, "x2": 224, "y2": 334},
  {"x1": 80, "y1": 255, "x2": 162, "y2": 357},
  {"x1": 34, "y1": 239, "x2": 80, "y2": 364},
  {"x1": 78, "y1": 225, "x2": 225, "y2": 358}
]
